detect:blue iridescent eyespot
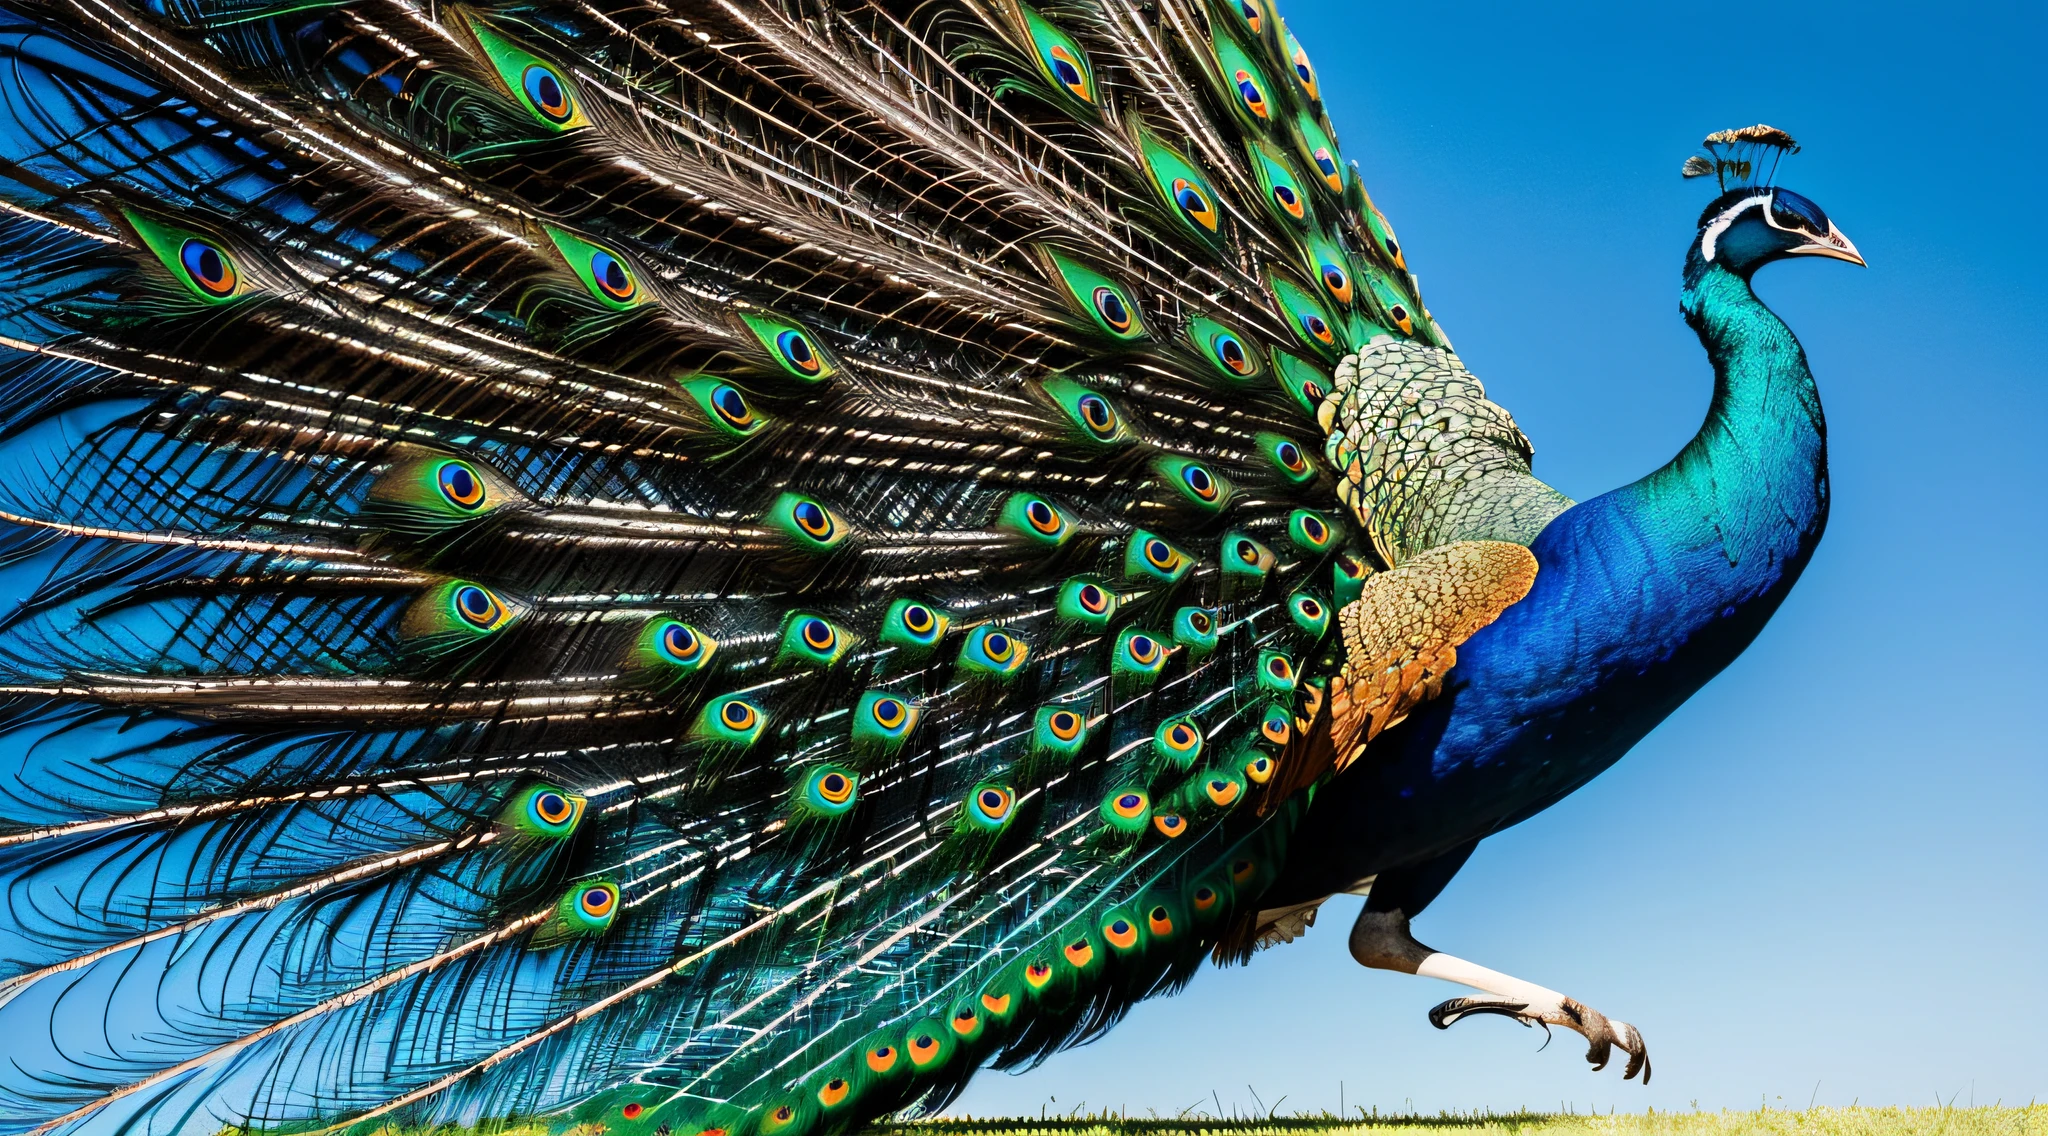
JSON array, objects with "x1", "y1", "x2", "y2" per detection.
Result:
[
  {"x1": 1046, "y1": 43, "x2": 1092, "y2": 101},
  {"x1": 178, "y1": 238, "x2": 238, "y2": 298},
  {"x1": 521, "y1": 63, "x2": 576, "y2": 125},
  {"x1": 661, "y1": 621, "x2": 704, "y2": 663},
  {"x1": 1092, "y1": 286, "x2": 1134, "y2": 333},
  {"x1": 435, "y1": 460, "x2": 486, "y2": 511},
  {"x1": 776, "y1": 328, "x2": 823, "y2": 376},
  {"x1": 1213, "y1": 332, "x2": 1255, "y2": 376},
  {"x1": 452, "y1": 584, "x2": 511, "y2": 630},
  {"x1": 1319, "y1": 260, "x2": 1353, "y2": 304},
  {"x1": 1272, "y1": 183, "x2": 1304, "y2": 219},
  {"x1": 1171, "y1": 178, "x2": 1218, "y2": 232},
  {"x1": 1233, "y1": 69, "x2": 1268, "y2": 119},
  {"x1": 958, "y1": 624, "x2": 1029, "y2": 678},
  {"x1": 588, "y1": 250, "x2": 637, "y2": 303}
]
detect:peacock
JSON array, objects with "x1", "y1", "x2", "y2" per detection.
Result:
[{"x1": 0, "y1": 0, "x2": 1865, "y2": 1128}]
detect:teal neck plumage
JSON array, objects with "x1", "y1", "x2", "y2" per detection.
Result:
[{"x1": 1638, "y1": 247, "x2": 1830, "y2": 559}]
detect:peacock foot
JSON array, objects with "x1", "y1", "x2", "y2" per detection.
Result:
[{"x1": 1429, "y1": 991, "x2": 1651, "y2": 1082}]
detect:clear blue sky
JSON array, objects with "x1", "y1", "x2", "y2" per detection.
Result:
[{"x1": 953, "y1": 0, "x2": 2046, "y2": 1117}]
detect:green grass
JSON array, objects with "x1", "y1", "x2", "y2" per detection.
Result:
[
  {"x1": 376, "y1": 1107, "x2": 2043, "y2": 1136},
  {"x1": 868, "y1": 1108, "x2": 2046, "y2": 1136}
]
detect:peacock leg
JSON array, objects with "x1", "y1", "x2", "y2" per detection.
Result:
[{"x1": 1346, "y1": 851, "x2": 1650, "y2": 1082}]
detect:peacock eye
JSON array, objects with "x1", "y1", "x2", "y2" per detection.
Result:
[
  {"x1": 1272, "y1": 183, "x2": 1305, "y2": 219},
  {"x1": 521, "y1": 63, "x2": 575, "y2": 124},
  {"x1": 177, "y1": 238, "x2": 239, "y2": 298},
  {"x1": 1233, "y1": 69, "x2": 1268, "y2": 118},
  {"x1": 1236, "y1": 0, "x2": 1262, "y2": 32},
  {"x1": 452, "y1": 585, "x2": 509, "y2": 630},
  {"x1": 1092, "y1": 286, "x2": 1134, "y2": 332},
  {"x1": 775, "y1": 328, "x2": 823, "y2": 375},
  {"x1": 1045, "y1": 43, "x2": 1092, "y2": 101},
  {"x1": 1320, "y1": 261, "x2": 1352, "y2": 303},
  {"x1": 1212, "y1": 332, "x2": 1254, "y2": 375},
  {"x1": 435, "y1": 461, "x2": 487, "y2": 510},
  {"x1": 1172, "y1": 178, "x2": 1219, "y2": 232},
  {"x1": 587, "y1": 250, "x2": 637, "y2": 303}
]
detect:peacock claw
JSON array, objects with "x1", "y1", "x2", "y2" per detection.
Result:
[{"x1": 1429, "y1": 994, "x2": 1651, "y2": 1083}]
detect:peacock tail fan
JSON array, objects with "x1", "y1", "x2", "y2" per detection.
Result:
[{"x1": 0, "y1": 0, "x2": 1449, "y2": 1132}]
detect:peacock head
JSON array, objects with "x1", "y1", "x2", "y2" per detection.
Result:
[
  {"x1": 1694, "y1": 185, "x2": 1864, "y2": 277},
  {"x1": 1681, "y1": 125, "x2": 1863, "y2": 278}
]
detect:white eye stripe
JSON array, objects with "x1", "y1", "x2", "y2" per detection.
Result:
[{"x1": 1701, "y1": 195, "x2": 1769, "y2": 262}]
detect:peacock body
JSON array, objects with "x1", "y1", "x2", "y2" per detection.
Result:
[{"x1": 0, "y1": 0, "x2": 1863, "y2": 1130}]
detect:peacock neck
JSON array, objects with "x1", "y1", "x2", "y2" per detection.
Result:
[{"x1": 1634, "y1": 252, "x2": 1829, "y2": 570}]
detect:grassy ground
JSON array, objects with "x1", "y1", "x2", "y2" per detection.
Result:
[
  {"x1": 870, "y1": 1108, "x2": 2047, "y2": 1136},
  {"x1": 344, "y1": 1107, "x2": 2047, "y2": 1136}
]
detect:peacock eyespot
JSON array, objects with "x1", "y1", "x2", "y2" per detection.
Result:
[
  {"x1": 1212, "y1": 332, "x2": 1254, "y2": 375},
  {"x1": 1272, "y1": 183, "x2": 1306, "y2": 220},
  {"x1": 1164, "y1": 723, "x2": 1197, "y2": 752},
  {"x1": 622, "y1": 1103, "x2": 644, "y2": 1121},
  {"x1": 1045, "y1": 43, "x2": 1092, "y2": 101},
  {"x1": 1078, "y1": 584, "x2": 1108, "y2": 613},
  {"x1": 1301, "y1": 312, "x2": 1334, "y2": 344},
  {"x1": 774, "y1": 328, "x2": 824, "y2": 375},
  {"x1": 1236, "y1": 0, "x2": 1263, "y2": 32},
  {"x1": 790, "y1": 499, "x2": 835, "y2": 539},
  {"x1": 534, "y1": 791, "x2": 574, "y2": 826},
  {"x1": 1276, "y1": 441, "x2": 1305, "y2": 471},
  {"x1": 1207, "y1": 777, "x2": 1242, "y2": 805},
  {"x1": 871, "y1": 697, "x2": 907, "y2": 729},
  {"x1": 720, "y1": 700, "x2": 756, "y2": 730},
  {"x1": 1337, "y1": 556, "x2": 1365, "y2": 579},
  {"x1": 1262, "y1": 716, "x2": 1291, "y2": 744},
  {"x1": 588, "y1": 250, "x2": 637, "y2": 304},
  {"x1": 1047, "y1": 710, "x2": 1082, "y2": 741},
  {"x1": 1233, "y1": 69, "x2": 1268, "y2": 118},
  {"x1": 1235, "y1": 539, "x2": 1260, "y2": 565},
  {"x1": 903, "y1": 604, "x2": 934, "y2": 633},
  {"x1": 868, "y1": 1045, "x2": 897, "y2": 1072},
  {"x1": 1312, "y1": 148, "x2": 1341, "y2": 187},
  {"x1": 1291, "y1": 45, "x2": 1319, "y2": 99},
  {"x1": 660, "y1": 622, "x2": 703, "y2": 663},
  {"x1": 1298, "y1": 598, "x2": 1323, "y2": 619},
  {"x1": 1193, "y1": 885, "x2": 1218, "y2": 908},
  {"x1": 1232, "y1": 858, "x2": 1257, "y2": 882},
  {"x1": 521, "y1": 63, "x2": 575, "y2": 124},
  {"x1": 1144, "y1": 538, "x2": 1178, "y2": 569},
  {"x1": 579, "y1": 885, "x2": 615, "y2": 918},
  {"x1": 178, "y1": 238, "x2": 238, "y2": 298},
  {"x1": 709, "y1": 384, "x2": 756, "y2": 430},
  {"x1": 1025, "y1": 499, "x2": 1062, "y2": 535},
  {"x1": 985, "y1": 632, "x2": 1012, "y2": 658},
  {"x1": 1125, "y1": 634, "x2": 1160, "y2": 665},
  {"x1": 1092, "y1": 286, "x2": 1135, "y2": 333},
  {"x1": 1179, "y1": 462, "x2": 1219, "y2": 501},
  {"x1": 1076, "y1": 393, "x2": 1118, "y2": 436},
  {"x1": 435, "y1": 461, "x2": 487, "y2": 510},
  {"x1": 1320, "y1": 262, "x2": 1353, "y2": 303},
  {"x1": 1112, "y1": 791, "x2": 1147, "y2": 818},
  {"x1": 773, "y1": 1108, "x2": 794, "y2": 1123},
  {"x1": 1026, "y1": 961, "x2": 1053, "y2": 984},
  {"x1": 801, "y1": 618, "x2": 836, "y2": 652},
  {"x1": 1245, "y1": 755, "x2": 1276, "y2": 783},
  {"x1": 452, "y1": 585, "x2": 509, "y2": 630},
  {"x1": 951, "y1": 1008, "x2": 979, "y2": 1034},
  {"x1": 1148, "y1": 906, "x2": 1174, "y2": 935},
  {"x1": 1303, "y1": 516, "x2": 1329, "y2": 542},
  {"x1": 819, "y1": 1079, "x2": 850, "y2": 1107},
  {"x1": 814, "y1": 769, "x2": 856, "y2": 806},
  {"x1": 975, "y1": 786, "x2": 1013, "y2": 820},
  {"x1": 1171, "y1": 178, "x2": 1219, "y2": 232},
  {"x1": 1267, "y1": 656, "x2": 1294, "y2": 681},
  {"x1": 1153, "y1": 813, "x2": 1186, "y2": 837},
  {"x1": 1104, "y1": 918, "x2": 1138, "y2": 948},
  {"x1": 1388, "y1": 304, "x2": 1414, "y2": 334},
  {"x1": 1064, "y1": 939, "x2": 1095, "y2": 967},
  {"x1": 1188, "y1": 611, "x2": 1213, "y2": 634}
]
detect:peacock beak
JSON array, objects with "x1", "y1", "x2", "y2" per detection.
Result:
[{"x1": 1787, "y1": 222, "x2": 1865, "y2": 266}]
